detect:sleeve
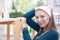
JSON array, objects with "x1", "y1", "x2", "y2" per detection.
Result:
[
  {"x1": 38, "y1": 30, "x2": 58, "y2": 40},
  {"x1": 23, "y1": 9, "x2": 40, "y2": 32},
  {"x1": 22, "y1": 28, "x2": 32, "y2": 40}
]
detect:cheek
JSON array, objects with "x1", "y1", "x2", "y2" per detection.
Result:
[{"x1": 44, "y1": 18, "x2": 49, "y2": 25}]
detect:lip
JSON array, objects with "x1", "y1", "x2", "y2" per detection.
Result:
[
  {"x1": 38, "y1": 23, "x2": 44, "y2": 27},
  {"x1": 38, "y1": 23, "x2": 43, "y2": 25}
]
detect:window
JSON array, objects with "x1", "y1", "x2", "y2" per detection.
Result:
[{"x1": 54, "y1": 0, "x2": 60, "y2": 6}]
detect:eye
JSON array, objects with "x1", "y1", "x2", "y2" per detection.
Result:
[{"x1": 35, "y1": 16, "x2": 38, "y2": 19}]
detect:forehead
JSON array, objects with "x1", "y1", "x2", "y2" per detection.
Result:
[{"x1": 35, "y1": 10, "x2": 48, "y2": 16}]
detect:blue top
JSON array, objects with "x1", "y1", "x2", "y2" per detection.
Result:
[{"x1": 22, "y1": 9, "x2": 58, "y2": 40}]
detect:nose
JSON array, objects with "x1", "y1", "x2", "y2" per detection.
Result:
[{"x1": 38, "y1": 17, "x2": 44, "y2": 22}]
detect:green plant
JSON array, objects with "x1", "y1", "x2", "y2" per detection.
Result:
[{"x1": 9, "y1": 12, "x2": 23, "y2": 18}]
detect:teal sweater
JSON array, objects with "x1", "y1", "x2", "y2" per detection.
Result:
[{"x1": 22, "y1": 9, "x2": 58, "y2": 40}]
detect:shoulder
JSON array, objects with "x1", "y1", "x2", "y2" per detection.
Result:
[
  {"x1": 46, "y1": 30, "x2": 58, "y2": 37},
  {"x1": 45, "y1": 30, "x2": 59, "y2": 40},
  {"x1": 48, "y1": 30, "x2": 58, "y2": 35},
  {"x1": 36, "y1": 30, "x2": 59, "y2": 40},
  {"x1": 34, "y1": 30, "x2": 59, "y2": 40}
]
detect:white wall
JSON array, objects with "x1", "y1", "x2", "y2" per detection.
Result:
[
  {"x1": 47, "y1": 0, "x2": 60, "y2": 15},
  {"x1": 0, "y1": 0, "x2": 13, "y2": 18},
  {"x1": 3, "y1": 0, "x2": 12, "y2": 18}
]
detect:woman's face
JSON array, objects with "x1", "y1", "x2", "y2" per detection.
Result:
[{"x1": 35, "y1": 10, "x2": 50, "y2": 28}]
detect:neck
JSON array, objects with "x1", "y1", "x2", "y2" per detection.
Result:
[{"x1": 43, "y1": 27, "x2": 46, "y2": 32}]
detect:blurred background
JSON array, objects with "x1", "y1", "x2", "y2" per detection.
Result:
[{"x1": 0, "y1": 0, "x2": 60, "y2": 40}]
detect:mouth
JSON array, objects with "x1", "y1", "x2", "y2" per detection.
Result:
[{"x1": 38, "y1": 23, "x2": 43, "y2": 26}]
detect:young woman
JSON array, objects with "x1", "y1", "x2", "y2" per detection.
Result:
[{"x1": 22, "y1": 6, "x2": 59, "y2": 40}]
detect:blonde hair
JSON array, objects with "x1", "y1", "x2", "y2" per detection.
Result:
[{"x1": 45, "y1": 7, "x2": 56, "y2": 31}]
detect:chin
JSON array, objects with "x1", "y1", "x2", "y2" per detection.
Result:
[
  {"x1": 40, "y1": 25, "x2": 46, "y2": 28},
  {"x1": 40, "y1": 26, "x2": 45, "y2": 28}
]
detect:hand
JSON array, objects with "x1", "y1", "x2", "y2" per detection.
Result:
[{"x1": 21, "y1": 17, "x2": 27, "y2": 28}]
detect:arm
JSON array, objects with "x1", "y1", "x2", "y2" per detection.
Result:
[
  {"x1": 22, "y1": 28, "x2": 32, "y2": 40},
  {"x1": 23, "y1": 9, "x2": 40, "y2": 32}
]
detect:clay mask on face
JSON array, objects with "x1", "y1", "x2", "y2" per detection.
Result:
[{"x1": 40, "y1": 15, "x2": 45, "y2": 22}]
